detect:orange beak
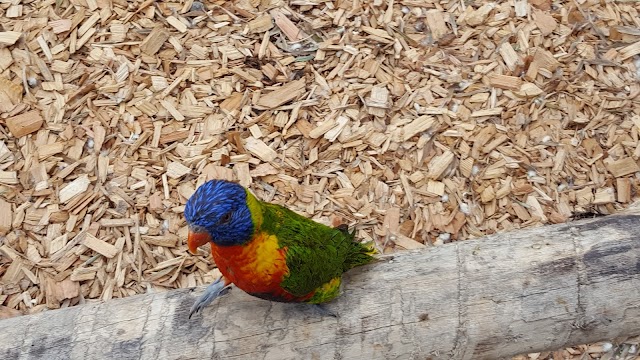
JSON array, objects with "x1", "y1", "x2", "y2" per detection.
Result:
[{"x1": 187, "y1": 229, "x2": 211, "y2": 255}]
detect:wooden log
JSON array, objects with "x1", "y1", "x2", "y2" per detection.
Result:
[{"x1": 1, "y1": 208, "x2": 640, "y2": 359}]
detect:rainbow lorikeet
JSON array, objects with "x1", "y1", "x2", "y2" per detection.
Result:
[{"x1": 184, "y1": 179, "x2": 376, "y2": 318}]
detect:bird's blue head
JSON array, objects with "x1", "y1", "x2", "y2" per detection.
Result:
[{"x1": 184, "y1": 179, "x2": 255, "y2": 250}]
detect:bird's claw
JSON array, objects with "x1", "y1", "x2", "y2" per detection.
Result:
[
  {"x1": 189, "y1": 277, "x2": 231, "y2": 319},
  {"x1": 312, "y1": 304, "x2": 338, "y2": 318}
]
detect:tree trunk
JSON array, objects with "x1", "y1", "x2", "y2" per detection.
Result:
[{"x1": 1, "y1": 207, "x2": 640, "y2": 359}]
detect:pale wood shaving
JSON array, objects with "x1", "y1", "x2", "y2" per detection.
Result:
[
  {"x1": 0, "y1": 31, "x2": 21, "y2": 45},
  {"x1": 5, "y1": 111, "x2": 43, "y2": 138},
  {"x1": 82, "y1": 234, "x2": 119, "y2": 259}
]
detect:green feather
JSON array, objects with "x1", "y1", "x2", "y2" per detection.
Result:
[{"x1": 256, "y1": 201, "x2": 375, "y2": 302}]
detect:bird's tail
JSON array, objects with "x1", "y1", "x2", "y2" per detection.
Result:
[{"x1": 336, "y1": 224, "x2": 377, "y2": 271}]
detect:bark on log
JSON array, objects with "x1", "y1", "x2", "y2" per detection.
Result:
[{"x1": 1, "y1": 208, "x2": 640, "y2": 360}]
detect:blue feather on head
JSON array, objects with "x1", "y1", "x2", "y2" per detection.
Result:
[{"x1": 184, "y1": 180, "x2": 255, "y2": 246}]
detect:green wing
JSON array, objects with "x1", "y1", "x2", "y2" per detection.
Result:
[{"x1": 260, "y1": 202, "x2": 375, "y2": 298}]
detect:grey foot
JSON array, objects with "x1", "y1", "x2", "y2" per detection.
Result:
[{"x1": 189, "y1": 277, "x2": 232, "y2": 319}]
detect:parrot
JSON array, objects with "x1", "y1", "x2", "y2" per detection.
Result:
[{"x1": 184, "y1": 179, "x2": 376, "y2": 318}]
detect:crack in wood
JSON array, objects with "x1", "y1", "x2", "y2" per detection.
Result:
[{"x1": 451, "y1": 243, "x2": 468, "y2": 358}]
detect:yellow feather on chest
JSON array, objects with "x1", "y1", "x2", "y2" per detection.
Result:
[
  {"x1": 238, "y1": 233, "x2": 288, "y2": 280},
  {"x1": 210, "y1": 230, "x2": 289, "y2": 292}
]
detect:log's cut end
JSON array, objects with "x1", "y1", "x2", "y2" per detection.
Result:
[{"x1": 0, "y1": 212, "x2": 640, "y2": 360}]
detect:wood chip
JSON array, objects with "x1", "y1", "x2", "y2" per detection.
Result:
[
  {"x1": 396, "y1": 116, "x2": 437, "y2": 142},
  {"x1": 576, "y1": 187, "x2": 594, "y2": 206},
  {"x1": 140, "y1": 27, "x2": 170, "y2": 55},
  {"x1": 244, "y1": 137, "x2": 277, "y2": 162},
  {"x1": 0, "y1": 31, "x2": 21, "y2": 45},
  {"x1": 605, "y1": 158, "x2": 640, "y2": 177},
  {"x1": 427, "y1": 151, "x2": 455, "y2": 180},
  {"x1": 532, "y1": 9, "x2": 557, "y2": 36},
  {"x1": 59, "y1": 175, "x2": 90, "y2": 203},
  {"x1": 526, "y1": 195, "x2": 547, "y2": 222},
  {"x1": 248, "y1": 14, "x2": 273, "y2": 34},
  {"x1": 593, "y1": 188, "x2": 616, "y2": 205},
  {"x1": 471, "y1": 108, "x2": 503, "y2": 118},
  {"x1": 166, "y1": 162, "x2": 191, "y2": 179},
  {"x1": 270, "y1": 9, "x2": 307, "y2": 42},
  {"x1": 392, "y1": 233, "x2": 426, "y2": 250},
  {"x1": 256, "y1": 79, "x2": 306, "y2": 109},
  {"x1": 0, "y1": 77, "x2": 23, "y2": 110},
  {"x1": 514, "y1": 83, "x2": 544, "y2": 98},
  {"x1": 5, "y1": 111, "x2": 44, "y2": 137},
  {"x1": 499, "y1": 43, "x2": 523, "y2": 72},
  {"x1": 142, "y1": 235, "x2": 179, "y2": 247},
  {"x1": 166, "y1": 16, "x2": 188, "y2": 33},
  {"x1": 466, "y1": 4, "x2": 494, "y2": 27},
  {"x1": 525, "y1": 48, "x2": 560, "y2": 81},
  {"x1": 366, "y1": 86, "x2": 390, "y2": 117},
  {"x1": 50, "y1": 278, "x2": 79, "y2": 302},
  {"x1": 514, "y1": 0, "x2": 528, "y2": 17},
  {"x1": 0, "y1": 199, "x2": 12, "y2": 235},
  {"x1": 620, "y1": 40, "x2": 640, "y2": 60},
  {"x1": 488, "y1": 74, "x2": 523, "y2": 90},
  {"x1": 82, "y1": 233, "x2": 118, "y2": 258},
  {"x1": 100, "y1": 218, "x2": 134, "y2": 227},
  {"x1": 616, "y1": 178, "x2": 631, "y2": 203},
  {"x1": 426, "y1": 181, "x2": 445, "y2": 196},
  {"x1": 309, "y1": 118, "x2": 337, "y2": 139},
  {"x1": 425, "y1": 10, "x2": 449, "y2": 42},
  {"x1": 0, "y1": 171, "x2": 18, "y2": 185}
]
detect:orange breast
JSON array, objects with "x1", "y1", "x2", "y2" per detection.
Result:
[{"x1": 210, "y1": 232, "x2": 309, "y2": 302}]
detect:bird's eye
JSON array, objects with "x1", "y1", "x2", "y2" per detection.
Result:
[{"x1": 219, "y1": 212, "x2": 232, "y2": 224}]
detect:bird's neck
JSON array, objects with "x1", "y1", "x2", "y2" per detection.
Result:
[{"x1": 244, "y1": 189, "x2": 264, "y2": 231}]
